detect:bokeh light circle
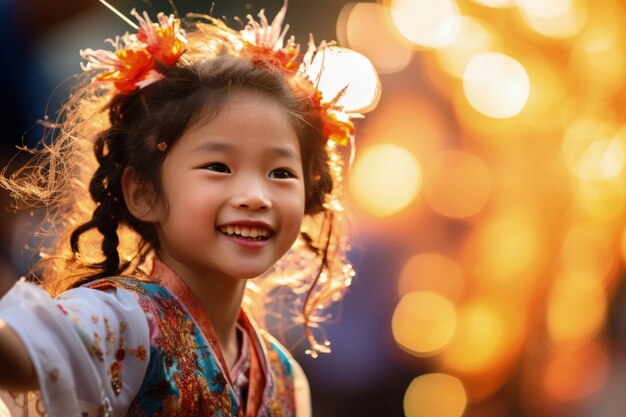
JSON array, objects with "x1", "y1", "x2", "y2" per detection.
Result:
[
  {"x1": 561, "y1": 118, "x2": 624, "y2": 181},
  {"x1": 404, "y1": 373, "x2": 467, "y2": 417},
  {"x1": 441, "y1": 301, "x2": 522, "y2": 374},
  {"x1": 338, "y1": 2, "x2": 413, "y2": 74},
  {"x1": 464, "y1": 208, "x2": 544, "y2": 289},
  {"x1": 388, "y1": 0, "x2": 461, "y2": 48},
  {"x1": 305, "y1": 46, "x2": 381, "y2": 113},
  {"x1": 463, "y1": 52, "x2": 530, "y2": 118},
  {"x1": 516, "y1": 0, "x2": 587, "y2": 38},
  {"x1": 392, "y1": 291, "x2": 457, "y2": 356},
  {"x1": 350, "y1": 144, "x2": 422, "y2": 217},
  {"x1": 546, "y1": 271, "x2": 607, "y2": 346}
]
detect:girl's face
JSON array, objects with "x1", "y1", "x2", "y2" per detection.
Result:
[{"x1": 153, "y1": 90, "x2": 305, "y2": 281}]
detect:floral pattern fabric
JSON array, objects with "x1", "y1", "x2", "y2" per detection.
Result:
[
  {"x1": 89, "y1": 259, "x2": 297, "y2": 417},
  {"x1": 0, "y1": 280, "x2": 149, "y2": 417},
  {"x1": 0, "y1": 260, "x2": 298, "y2": 417}
]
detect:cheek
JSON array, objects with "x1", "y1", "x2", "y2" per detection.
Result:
[
  {"x1": 161, "y1": 183, "x2": 217, "y2": 226},
  {"x1": 283, "y1": 187, "x2": 306, "y2": 231}
]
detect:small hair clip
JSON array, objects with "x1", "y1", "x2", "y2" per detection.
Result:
[{"x1": 156, "y1": 142, "x2": 168, "y2": 152}]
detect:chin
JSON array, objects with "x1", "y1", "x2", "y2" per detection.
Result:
[{"x1": 230, "y1": 268, "x2": 272, "y2": 280}]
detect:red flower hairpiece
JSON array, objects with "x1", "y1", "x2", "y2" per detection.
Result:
[
  {"x1": 80, "y1": 3, "x2": 356, "y2": 147},
  {"x1": 80, "y1": 10, "x2": 185, "y2": 93},
  {"x1": 239, "y1": 5, "x2": 356, "y2": 147}
]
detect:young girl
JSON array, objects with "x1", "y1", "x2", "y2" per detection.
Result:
[{"x1": 0, "y1": 2, "x2": 358, "y2": 416}]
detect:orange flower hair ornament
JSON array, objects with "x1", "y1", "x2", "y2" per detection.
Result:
[
  {"x1": 80, "y1": 10, "x2": 186, "y2": 93},
  {"x1": 80, "y1": 1, "x2": 357, "y2": 147}
]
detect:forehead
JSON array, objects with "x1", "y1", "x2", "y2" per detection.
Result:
[
  {"x1": 177, "y1": 89, "x2": 301, "y2": 155},
  {"x1": 216, "y1": 89, "x2": 295, "y2": 125}
]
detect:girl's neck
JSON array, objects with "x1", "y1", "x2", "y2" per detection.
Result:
[{"x1": 156, "y1": 255, "x2": 247, "y2": 370}]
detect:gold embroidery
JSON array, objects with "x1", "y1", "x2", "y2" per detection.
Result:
[
  {"x1": 270, "y1": 398, "x2": 287, "y2": 417},
  {"x1": 93, "y1": 279, "x2": 247, "y2": 415},
  {"x1": 107, "y1": 317, "x2": 148, "y2": 396},
  {"x1": 91, "y1": 332, "x2": 104, "y2": 361},
  {"x1": 128, "y1": 344, "x2": 148, "y2": 361},
  {"x1": 104, "y1": 317, "x2": 116, "y2": 355},
  {"x1": 110, "y1": 361, "x2": 122, "y2": 395},
  {"x1": 70, "y1": 315, "x2": 84, "y2": 326},
  {"x1": 91, "y1": 314, "x2": 99, "y2": 324}
]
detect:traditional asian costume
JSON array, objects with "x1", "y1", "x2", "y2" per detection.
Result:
[{"x1": 0, "y1": 260, "x2": 307, "y2": 417}]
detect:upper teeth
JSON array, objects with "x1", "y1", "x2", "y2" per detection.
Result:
[{"x1": 219, "y1": 225, "x2": 270, "y2": 238}]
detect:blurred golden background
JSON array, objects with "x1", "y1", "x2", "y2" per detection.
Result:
[
  {"x1": 1, "y1": 0, "x2": 626, "y2": 416},
  {"x1": 338, "y1": 0, "x2": 626, "y2": 416}
]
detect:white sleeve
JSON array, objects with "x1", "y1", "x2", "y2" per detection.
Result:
[{"x1": 0, "y1": 281, "x2": 150, "y2": 417}]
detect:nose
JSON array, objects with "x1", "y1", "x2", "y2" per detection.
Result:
[{"x1": 229, "y1": 177, "x2": 272, "y2": 211}]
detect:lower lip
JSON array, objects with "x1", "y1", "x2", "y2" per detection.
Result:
[{"x1": 220, "y1": 233, "x2": 270, "y2": 249}]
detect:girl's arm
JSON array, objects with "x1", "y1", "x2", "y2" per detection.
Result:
[
  {"x1": 0, "y1": 281, "x2": 150, "y2": 417},
  {"x1": 0, "y1": 320, "x2": 37, "y2": 391}
]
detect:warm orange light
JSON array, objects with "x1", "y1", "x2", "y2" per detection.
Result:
[
  {"x1": 404, "y1": 373, "x2": 467, "y2": 417},
  {"x1": 387, "y1": 0, "x2": 461, "y2": 48},
  {"x1": 519, "y1": 56, "x2": 568, "y2": 134},
  {"x1": 349, "y1": 144, "x2": 422, "y2": 217},
  {"x1": 434, "y1": 17, "x2": 496, "y2": 79},
  {"x1": 336, "y1": 0, "x2": 626, "y2": 414},
  {"x1": 305, "y1": 47, "x2": 381, "y2": 113},
  {"x1": 560, "y1": 222, "x2": 616, "y2": 280},
  {"x1": 569, "y1": 2, "x2": 625, "y2": 97},
  {"x1": 472, "y1": 0, "x2": 515, "y2": 7},
  {"x1": 574, "y1": 179, "x2": 626, "y2": 222},
  {"x1": 463, "y1": 53, "x2": 530, "y2": 119},
  {"x1": 621, "y1": 227, "x2": 626, "y2": 266},
  {"x1": 392, "y1": 291, "x2": 457, "y2": 356},
  {"x1": 546, "y1": 271, "x2": 607, "y2": 346},
  {"x1": 365, "y1": 96, "x2": 447, "y2": 159},
  {"x1": 463, "y1": 208, "x2": 544, "y2": 292},
  {"x1": 397, "y1": 253, "x2": 465, "y2": 302},
  {"x1": 452, "y1": 87, "x2": 527, "y2": 141},
  {"x1": 562, "y1": 118, "x2": 624, "y2": 181},
  {"x1": 424, "y1": 150, "x2": 491, "y2": 218},
  {"x1": 543, "y1": 341, "x2": 609, "y2": 402},
  {"x1": 516, "y1": 0, "x2": 587, "y2": 38},
  {"x1": 441, "y1": 301, "x2": 522, "y2": 374},
  {"x1": 338, "y1": 3, "x2": 413, "y2": 74}
]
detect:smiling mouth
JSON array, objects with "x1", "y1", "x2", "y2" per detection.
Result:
[{"x1": 218, "y1": 225, "x2": 273, "y2": 241}]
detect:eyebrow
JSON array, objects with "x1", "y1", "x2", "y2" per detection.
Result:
[
  {"x1": 191, "y1": 141, "x2": 300, "y2": 162},
  {"x1": 270, "y1": 146, "x2": 301, "y2": 162},
  {"x1": 191, "y1": 141, "x2": 236, "y2": 153}
]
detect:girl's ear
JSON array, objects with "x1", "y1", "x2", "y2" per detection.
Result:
[{"x1": 121, "y1": 168, "x2": 160, "y2": 223}]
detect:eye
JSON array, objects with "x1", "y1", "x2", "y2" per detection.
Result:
[
  {"x1": 269, "y1": 168, "x2": 297, "y2": 179},
  {"x1": 204, "y1": 162, "x2": 231, "y2": 173}
]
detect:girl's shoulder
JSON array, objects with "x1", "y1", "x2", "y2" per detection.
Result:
[
  {"x1": 258, "y1": 329, "x2": 311, "y2": 417},
  {"x1": 260, "y1": 328, "x2": 295, "y2": 369}
]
